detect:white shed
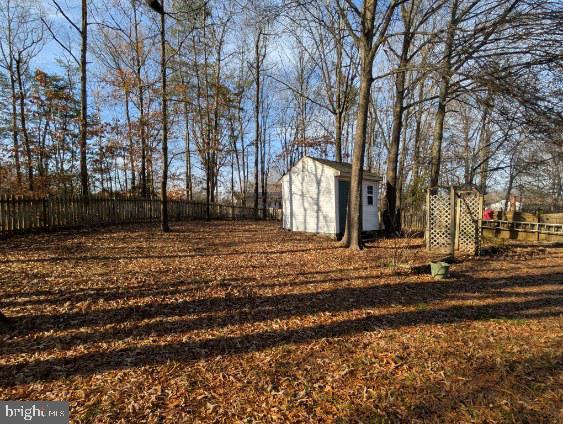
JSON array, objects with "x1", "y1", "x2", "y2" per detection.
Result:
[{"x1": 281, "y1": 156, "x2": 382, "y2": 238}]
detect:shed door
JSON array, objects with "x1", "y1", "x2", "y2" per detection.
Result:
[
  {"x1": 338, "y1": 180, "x2": 350, "y2": 234},
  {"x1": 362, "y1": 182, "x2": 377, "y2": 231}
]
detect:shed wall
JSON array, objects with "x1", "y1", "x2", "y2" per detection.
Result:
[{"x1": 282, "y1": 158, "x2": 337, "y2": 234}]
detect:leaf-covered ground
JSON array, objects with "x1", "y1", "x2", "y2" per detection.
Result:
[{"x1": 0, "y1": 221, "x2": 561, "y2": 423}]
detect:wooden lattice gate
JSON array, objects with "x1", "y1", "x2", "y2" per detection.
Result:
[{"x1": 426, "y1": 187, "x2": 483, "y2": 256}]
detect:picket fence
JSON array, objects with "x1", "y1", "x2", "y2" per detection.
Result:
[{"x1": 0, "y1": 194, "x2": 282, "y2": 235}]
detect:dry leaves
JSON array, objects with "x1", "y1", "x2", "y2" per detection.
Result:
[{"x1": 0, "y1": 221, "x2": 561, "y2": 423}]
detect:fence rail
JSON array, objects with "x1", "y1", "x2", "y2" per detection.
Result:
[
  {"x1": 400, "y1": 211, "x2": 563, "y2": 240},
  {"x1": 481, "y1": 219, "x2": 563, "y2": 236},
  {"x1": 0, "y1": 195, "x2": 282, "y2": 236}
]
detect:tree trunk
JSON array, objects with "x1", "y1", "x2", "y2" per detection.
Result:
[
  {"x1": 335, "y1": 109, "x2": 344, "y2": 163},
  {"x1": 184, "y1": 102, "x2": 192, "y2": 201},
  {"x1": 341, "y1": 61, "x2": 372, "y2": 250},
  {"x1": 206, "y1": 152, "x2": 211, "y2": 219},
  {"x1": 230, "y1": 104, "x2": 243, "y2": 204},
  {"x1": 334, "y1": 29, "x2": 344, "y2": 163},
  {"x1": 210, "y1": 30, "x2": 224, "y2": 206},
  {"x1": 38, "y1": 117, "x2": 50, "y2": 190},
  {"x1": 9, "y1": 63, "x2": 21, "y2": 189},
  {"x1": 261, "y1": 125, "x2": 268, "y2": 218},
  {"x1": 159, "y1": 7, "x2": 169, "y2": 232},
  {"x1": 365, "y1": 106, "x2": 374, "y2": 170},
  {"x1": 463, "y1": 114, "x2": 472, "y2": 185},
  {"x1": 410, "y1": 82, "x2": 424, "y2": 201},
  {"x1": 254, "y1": 32, "x2": 261, "y2": 219},
  {"x1": 395, "y1": 116, "x2": 409, "y2": 228},
  {"x1": 15, "y1": 57, "x2": 33, "y2": 192},
  {"x1": 339, "y1": 0, "x2": 400, "y2": 249},
  {"x1": 238, "y1": 101, "x2": 246, "y2": 204},
  {"x1": 429, "y1": 0, "x2": 457, "y2": 191},
  {"x1": 138, "y1": 85, "x2": 147, "y2": 197},
  {"x1": 429, "y1": 75, "x2": 451, "y2": 190},
  {"x1": 503, "y1": 166, "x2": 515, "y2": 219},
  {"x1": 231, "y1": 151, "x2": 235, "y2": 205},
  {"x1": 124, "y1": 89, "x2": 136, "y2": 192},
  {"x1": 478, "y1": 95, "x2": 493, "y2": 194},
  {"x1": 382, "y1": 32, "x2": 409, "y2": 234},
  {"x1": 133, "y1": 1, "x2": 147, "y2": 197},
  {"x1": 79, "y1": 0, "x2": 89, "y2": 196}
]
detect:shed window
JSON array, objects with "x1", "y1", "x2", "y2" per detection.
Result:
[{"x1": 367, "y1": 185, "x2": 374, "y2": 205}]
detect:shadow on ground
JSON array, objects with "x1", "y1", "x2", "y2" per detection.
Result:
[{"x1": 1, "y1": 268, "x2": 561, "y2": 387}]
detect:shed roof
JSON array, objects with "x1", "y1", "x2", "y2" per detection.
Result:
[{"x1": 307, "y1": 156, "x2": 382, "y2": 181}]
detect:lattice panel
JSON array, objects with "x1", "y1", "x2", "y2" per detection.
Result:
[
  {"x1": 428, "y1": 193, "x2": 451, "y2": 252},
  {"x1": 457, "y1": 192, "x2": 482, "y2": 254},
  {"x1": 427, "y1": 188, "x2": 483, "y2": 255}
]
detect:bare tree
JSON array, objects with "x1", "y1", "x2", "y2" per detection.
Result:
[
  {"x1": 0, "y1": 0, "x2": 45, "y2": 192},
  {"x1": 428, "y1": 0, "x2": 520, "y2": 190},
  {"x1": 253, "y1": 26, "x2": 265, "y2": 218},
  {"x1": 337, "y1": 0, "x2": 402, "y2": 250},
  {"x1": 245, "y1": 0, "x2": 275, "y2": 218},
  {"x1": 381, "y1": 0, "x2": 444, "y2": 233},
  {"x1": 43, "y1": 0, "x2": 90, "y2": 195},
  {"x1": 293, "y1": 2, "x2": 358, "y2": 163},
  {"x1": 144, "y1": 0, "x2": 169, "y2": 231}
]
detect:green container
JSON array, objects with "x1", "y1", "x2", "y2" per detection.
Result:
[{"x1": 430, "y1": 261, "x2": 450, "y2": 279}]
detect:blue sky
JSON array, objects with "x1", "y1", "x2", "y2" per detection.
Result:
[{"x1": 35, "y1": 0, "x2": 79, "y2": 72}]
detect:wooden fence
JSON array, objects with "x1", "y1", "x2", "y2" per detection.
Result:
[
  {"x1": 400, "y1": 210, "x2": 563, "y2": 243},
  {"x1": 481, "y1": 219, "x2": 563, "y2": 242},
  {"x1": 400, "y1": 209, "x2": 426, "y2": 232},
  {"x1": 0, "y1": 194, "x2": 282, "y2": 236}
]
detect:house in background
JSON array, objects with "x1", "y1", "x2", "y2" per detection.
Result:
[
  {"x1": 489, "y1": 198, "x2": 522, "y2": 212},
  {"x1": 281, "y1": 156, "x2": 382, "y2": 238},
  {"x1": 234, "y1": 183, "x2": 282, "y2": 209}
]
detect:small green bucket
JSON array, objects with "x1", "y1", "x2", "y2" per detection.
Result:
[{"x1": 430, "y1": 261, "x2": 450, "y2": 279}]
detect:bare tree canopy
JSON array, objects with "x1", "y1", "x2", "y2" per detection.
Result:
[{"x1": 0, "y1": 0, "x2": 560, "y2": 232}]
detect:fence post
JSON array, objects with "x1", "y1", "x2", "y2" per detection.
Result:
[
  {"x1": 449, "y1": 186, "x2": 456, "y2": 258},
  {"x1": 43, "y1": 196, "x2": 48, "y2": 230},
  {"x1": 0, "y1": 194, "x2": 4, "y2": 234},
  {"x1": 536, "y1": 210, "x2": 541, "y2": 242},
  {"x1": 425, "y1": 190, "x2": 430, "y2": 250},
  {"x1": 478, "y1": 194, "x2": 484, "y2": 254}
]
